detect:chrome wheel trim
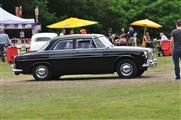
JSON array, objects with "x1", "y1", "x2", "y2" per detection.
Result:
[
  {"x1": 36, "y1": 66, "x2": 48, "y2": 79},
  {"x1": 120, "y1": 63, "x2": 133, "y2": 76}
]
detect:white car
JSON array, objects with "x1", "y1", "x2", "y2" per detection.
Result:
[{"x1": 30, "y1": 33, "x2": 58, "y2": 52}]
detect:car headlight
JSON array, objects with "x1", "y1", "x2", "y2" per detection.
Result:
[{"x1": 11, "y1": 64, "x2": 15, "y2": 69}]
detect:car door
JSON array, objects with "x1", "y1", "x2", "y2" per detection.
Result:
[
  {"x1": 49, "y1": 39, "x2": 74, "y2": 74},
  {"x1": 73, "y1": 38, "x2": 106, "y2": 74}
]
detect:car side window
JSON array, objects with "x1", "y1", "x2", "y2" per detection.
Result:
[
  {"x1": 75, "y1": 39, "x2": 96, "y2": 49},
  {"x1": 94, "y1": 38, "x2": 106, "y2": 48},
  {"x1": 53, "y1": 40, "x2": 73, "y2": 50}
]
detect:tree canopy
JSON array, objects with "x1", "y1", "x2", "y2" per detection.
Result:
[{"x1": 0, "y1": 0, "x2": 181, "y2": 37}]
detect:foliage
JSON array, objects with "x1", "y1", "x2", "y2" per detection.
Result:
[{"x1": 0, "y1": 0, "x2": 181, "y2": 36}]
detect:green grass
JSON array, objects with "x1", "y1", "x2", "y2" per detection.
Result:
[
  {"x1": 1, "y1": 81, "x2": 181, "y2": 120},
  {"x1": 0, "y1": 61, "x2": 32, "y2": 80},
  {"x1": 152, "y1": 56, "x2": 173, "y2": 72},
  {"x1": 0, "y1": 61, "x2": 13, "y2": 77},
  {"x1": 1, "y1": 56, "x2": 181, "y2": 120}
]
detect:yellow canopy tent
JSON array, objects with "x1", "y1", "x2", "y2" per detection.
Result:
[
  {"x1": 130, "y1": 19, "x2": 162, "y2": 47},
  {"x1": 47, "y1": 17, "x2": 98, "y2": 28}
]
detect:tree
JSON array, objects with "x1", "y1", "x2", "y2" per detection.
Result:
[{"x1": 0, "y1": 0, "x2": 181, "y2": 36}]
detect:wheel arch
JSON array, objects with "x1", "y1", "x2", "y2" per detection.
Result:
[
  {"x1": 114, "y1": 55, "x2": 138, "y2": 71},
  {"x1": 31, "y1": 62, "x2": 53, "y2": 71}
]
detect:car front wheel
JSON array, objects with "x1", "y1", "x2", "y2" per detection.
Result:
[
  {"x1": 32, "y1": 64, "x2": 52, "y2": 80},
  {"x1": 117, "y1": 59, "x2": 138, "y2": 78}
]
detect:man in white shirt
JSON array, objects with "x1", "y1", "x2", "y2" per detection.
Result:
[{"x1": 160, "y1": 32, "x2": 168, "y2": 41}]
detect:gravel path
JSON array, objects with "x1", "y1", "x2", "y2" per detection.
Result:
[{"x1": 0, "y1": 70, "x2": 177, "y2": 88}]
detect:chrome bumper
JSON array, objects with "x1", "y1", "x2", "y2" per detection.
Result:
[
  {"x1": 142, "y1": 58, "x2": 157, "y2": 67},
  {"x1": 11, "y1": 64, "x2": 22, "y2": 75},
  {"x1": 11, "y1": 68, "x2": 23, "y2": 72}
]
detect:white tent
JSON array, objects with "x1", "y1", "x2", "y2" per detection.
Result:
[{"x1": 0, "y1": 7, "x2": 35, "y2": 29}]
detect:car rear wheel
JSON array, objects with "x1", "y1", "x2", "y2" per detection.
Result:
[
  {"x1": 32, "y1": 64, "x2": 52, "y2": 80},
  {"x1": 117, "y1": 59, "x2": 138, "y2": 78}
]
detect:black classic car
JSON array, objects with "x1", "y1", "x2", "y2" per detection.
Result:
[{"x1": 12, "y1": 34, "x2": 157, "y2": 80}]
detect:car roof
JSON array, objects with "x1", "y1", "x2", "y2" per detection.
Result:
[
  {"x1": 48, "y1": 34, "x2": 105, "y2": 45},
  {"x1": 57, "y1": 34, "x2": 104, "y2": 39}
]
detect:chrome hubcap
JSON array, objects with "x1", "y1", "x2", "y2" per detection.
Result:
[
  {"x1": 120, "y1": 63, "x2": 133, "y2": 76},
  {"x1": 36, "y1": 66, "x2": 48, "y2": 78}
]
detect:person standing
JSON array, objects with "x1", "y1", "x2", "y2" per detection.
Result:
[
  {"x1": 0, "y1": 29, "x2": 10, "y2": 62},
  {"x1": 171, "y1": 20, "x2": 181, "y2": 80},
  {"x1": 127, "y1": 27, "x2": 135, "y2": 46}
]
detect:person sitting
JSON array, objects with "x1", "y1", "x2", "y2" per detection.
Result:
[
  {"x1": 157, "y1": 32, "x2": 169, "y2": 56},
  {"x1": 110, "y1": 34, "x2": 116, "y2": 44},
  {"x1": 59, "y1": 29, "x2": 66, "y2": 36},
  {"x1": 70, "y1": 29, "x2": 74, "y2": 34},
  {"x1": 144, "y1": 32, "x2": 154, "y2": 48},
  {"x1": 160, "y1": 32, "x2": 168, "y2": 41},
  {"x1": 106, "y1": 27, "x2": 113, "y2": 42},
  {"x1": 78, "y1": 42, "x2": 87, "y2": 48},
  {"x1": 65, "y1": 41, "x2": 73, "y2": 49},
  {"x1": 118, "y1": 28, "x2": 127, "y2": 45}
]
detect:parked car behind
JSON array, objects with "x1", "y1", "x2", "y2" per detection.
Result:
[
  {"x1": 30, "y1": 33, "x2": 58, "y2": 52},
  {"x1": 12, "y1": 34, "x2": 157, "y2": 80}
]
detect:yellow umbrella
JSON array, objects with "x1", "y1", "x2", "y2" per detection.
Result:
[
  {"x1": 47, "y1": 17, "x2": 98, "y2": 28},
  {"x1": 130, "y1": 19, "x2": 162, "y2": 28},
  {"x1": 130, "y1": 19, "x2": 162, "y2": 47}
]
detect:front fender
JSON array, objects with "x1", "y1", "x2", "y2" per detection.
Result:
[{"x1": 114, "y1": 54, "x2": 145, "y2": 70}]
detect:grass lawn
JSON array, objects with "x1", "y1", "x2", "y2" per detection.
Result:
[{"x1": 0, "y1": 57, "x2": 181, "y2": 120}]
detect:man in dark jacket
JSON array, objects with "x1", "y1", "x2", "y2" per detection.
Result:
[{"x1": 171, "y1": 20, "x2": 181, "y2": 80}]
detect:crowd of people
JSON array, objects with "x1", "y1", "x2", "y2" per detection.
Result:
[
  {"x1": 105, "y1": 27, "x2": 139, "y2": 47},
  {"x1": 58, "y1": 27, "x2": 170, "y2": 49},
  {"x1": 104, "y1": 27, "x2": 170, "y2": 48}
]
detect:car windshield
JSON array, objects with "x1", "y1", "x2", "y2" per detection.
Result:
[
  {"x1": 98, "y1": 36, "x2": 113, "y2": 48},
  {"x1": 38, "y1": 41, "x2": 50, "y2": 52}
]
